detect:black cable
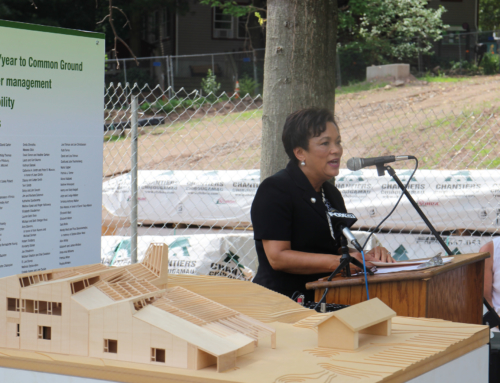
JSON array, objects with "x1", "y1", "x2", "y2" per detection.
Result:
[
  {"x1": 361, "y1": 159, "x2": 419, "y2": 251},
  {"x1": 314, "y1": 159, "x2": 419, "y2": 308}
]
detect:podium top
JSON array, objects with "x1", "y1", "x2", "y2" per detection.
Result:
[{"x1": 306, "y1": 252, "x2": 489, "y2": 290}]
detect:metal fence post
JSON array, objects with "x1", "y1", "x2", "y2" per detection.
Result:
[
  {"x1": 458, "y1": 35, "x2": 462, "y2": 74},
  {"x1": 212, "y1": 54, "x2": 215, "y2": 74},
  {"x1": 131, "y1": 95, "x2": 139, "y2": 264},
  {"x1": 123, "y1": 60, "x2": 128, "y2": 85},
  {"x1": 170, "y1": 56, "x2": 175, "y2": 93},
  {"x1": 166, "y1": 56, "x2": 172, "y2": 98},
  {"x1": 253, "y1": 50, "x2": 259, "y2": 94}
]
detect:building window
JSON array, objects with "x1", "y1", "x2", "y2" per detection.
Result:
[
  {"x1": 213, "y1": 7, "x2": 234, "y2": 38},
  {"x1": 38, "y1": 326, "x2": 51, "y2": 340},
  {"x1": 151, "y1": 348, "x2": 165, "y2": 363},
  {"x1": 161, "y1": 7, "x2": 170, "y2": 39},
  {"x1": 104, "y1": 339, "x2": 118, "y2": 354},
  {"x1": 238, "y1": 15, "x2": 248, "y2": 39},
  {"x1": 16, "y1": 324, "x2": 20, "y2": 337}
]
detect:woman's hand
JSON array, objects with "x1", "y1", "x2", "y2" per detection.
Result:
[
  {"x1": 349, "y1": 246, "x2": 395, "y2": 270},
  {"x1": 366, "y1": 246, "x2": 395, "y2": 263}
]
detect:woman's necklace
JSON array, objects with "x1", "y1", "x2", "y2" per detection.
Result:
[{"x1": 321, "y1": 188, "x2": 336, "y2": 240}]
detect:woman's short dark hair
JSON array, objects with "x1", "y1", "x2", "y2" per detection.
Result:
[{"x1": 282, "y1": 108, "x2": 336, "y2": 163}]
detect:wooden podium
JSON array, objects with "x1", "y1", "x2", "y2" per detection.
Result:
[{"x1": 306, "y1": 252, "x2": 488, "y2": 325}]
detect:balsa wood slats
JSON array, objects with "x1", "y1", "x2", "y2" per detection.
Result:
[{"x1": 167, "y1": 274, "x2": 315, "y2": 324}]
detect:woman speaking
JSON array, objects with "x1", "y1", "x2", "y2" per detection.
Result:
[{"x1": 251, "y1": 108, "x2": 394, "y2": 300}]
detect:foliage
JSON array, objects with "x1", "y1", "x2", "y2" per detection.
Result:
[
  {"x1": 339, "y1": 0, "x2": 448, "y2": 61},
  {"x1": 201, "y1": 69, "x2": 221, "y2": 97},
  {"x1": 481, "y1": 54, "x2": 500, "y2": 75},
  {"x1": 450, "y1": 60, "x2": 482, "y2": 75},
  {"x1": 417, "y1": 74, "x2": 465, "y2": 83},
  {"x1": 337, "y1": 40, "x2": 393, "y2": 84},
  {"x1": 199, "y1": 0, "x2": 263, "y2": 18},
  {"x1": 479, "y1": 0, "x2": 500, "y2": 31},
  {"x1": 0, "y1": 0, "x2": 190, "y2": 56},
  {"x1": 239, "y1": 74, "x2": 260, "y2": 97},
  {"x1": 139, "y1": 94, "x2": 241, "y2": 115}
]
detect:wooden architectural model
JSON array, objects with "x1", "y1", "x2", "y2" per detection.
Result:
[
  {"x1": 0, "y1": 243, "x2": 275, "y2": 373},
  {"x1": 311, "y1": 298, "x2": 396, "y2": 350},
  {"x1": 0, "y1": 248, "x2": 491, "y2": 382}
]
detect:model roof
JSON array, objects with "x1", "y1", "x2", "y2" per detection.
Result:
[
  {"x1": 134, "y1": 305, "x2": 254, "y2": 357},
  {"x1": 311, "y1": 298, "x2": 396, "y2": 332}
]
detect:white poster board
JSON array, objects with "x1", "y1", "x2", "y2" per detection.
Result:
[{"x1": 0, "y1": 20, "x2": 104, "y2": 276}]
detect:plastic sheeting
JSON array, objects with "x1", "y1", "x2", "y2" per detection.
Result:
[
  {"x1": 102, "y1": 169, "x2": 500, "y2": 232},
  {"x1": 101, "y1": 234, "x2": 256, "y2": 280}
]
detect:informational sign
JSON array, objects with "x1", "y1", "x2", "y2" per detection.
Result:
[{"x1": 0, "y1": 20, "x2": 104, "y2": 276}]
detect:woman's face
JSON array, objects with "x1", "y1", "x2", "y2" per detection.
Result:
[{"x1": 295, "y1": 122, "x2": 343, "y2": 182}]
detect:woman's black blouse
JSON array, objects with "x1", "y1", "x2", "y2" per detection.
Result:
[{"x1": 251, "y1": 160, "x2": 347, "y2": 299}]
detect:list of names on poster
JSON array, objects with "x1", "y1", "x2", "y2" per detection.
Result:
[
  {"x1": 59, "y1": 143, "x2": 92, "y2": 267},
  {"x1": 21, "y1": 142, "x2": 55, "y2": 273},
  {"x1": 0, "y1": 141, "x2": 16, "y2": 272}
]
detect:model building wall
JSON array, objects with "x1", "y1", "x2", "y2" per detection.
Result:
[
  {"x1": 0, "y1": 244, "x2": 275, "y2": 373},
  {"x1": 87, "y1": 300, "x2": 190, "y2": 368}
]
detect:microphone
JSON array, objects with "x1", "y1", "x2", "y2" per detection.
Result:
[
  {"x1": 347, "y1": 155, "x2": 415, "y2": 171},
  {"x1": 327, "y1": 210, "x2": 363, "y2": 252}
]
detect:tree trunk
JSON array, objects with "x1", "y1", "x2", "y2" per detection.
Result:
[{"x1": 260, "y1": 0, "x2": 338, "y2": 181}]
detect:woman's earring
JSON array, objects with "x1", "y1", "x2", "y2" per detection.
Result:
[{"x1": 300, "y1": 160, "x2": 306, "y2": 166}]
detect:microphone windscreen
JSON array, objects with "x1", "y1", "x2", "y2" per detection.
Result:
[{"x1": 346, "y1": 157, "x2": 362, "y2": 171}]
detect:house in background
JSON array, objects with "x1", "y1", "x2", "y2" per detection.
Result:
[
  {"x1": 429, "y1": 0, "x2": 481, "y2": 61},
  {"x1": 109, "y1": 1, "x2": 264, "y2": 92},
  {"x1": 109, "y1": 0, "x2": 481, "y2": 90}
]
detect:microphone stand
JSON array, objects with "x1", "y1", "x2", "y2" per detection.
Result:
[
  {"x1": 314, "y1": 235, "x2": 373, "y2": 310},
  {"x1": 327, "y1": 235, "x2": 374, "y2": 281},
  {"x1": 376, "y1": 164, "x2": 453, "y2": 255},
  {"x1": 377, "y1": 164, "x2": 500, "y2": 326}
]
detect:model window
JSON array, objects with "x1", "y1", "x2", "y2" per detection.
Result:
[
  {"x1": 104, "y1": 339, "x2": 118, "y2": 353},
  {"x1": 7, "y1": 298, "x2": 18, "y2": 311},
  {"x1": 52, "y1": 302, "x2": 62, "y2": 316},
  {"x1": 38, "y1": 326, "x2": 51, "y2": 340},
  {"x1": 151, "y1": 348, "x2": 165, "y2": 363},
  {"x1": 25, "y1": 299, "x2": 35, "y2": 313}
]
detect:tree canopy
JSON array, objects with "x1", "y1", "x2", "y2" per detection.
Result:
[
  {"x1": 479, "y1": 0, "x2": 500, "y2": 31},
  {"x1": 339, "y1": 0, "x2": 447, "y2": 60},
  {"x1": 0, "y1": 0, "x2": 189, "y2": 57}
]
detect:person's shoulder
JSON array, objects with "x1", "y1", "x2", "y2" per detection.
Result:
[{"x1": 259, "y1": 169, "x2": 293, "y2": 190}]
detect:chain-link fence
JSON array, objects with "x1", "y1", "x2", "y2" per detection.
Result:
[
  {"x1": 105, "y1": 49, "x2": 265, "y2": 96},
  {"x1": 101, "y1": 77, "x2": 500, "y2": 278}
]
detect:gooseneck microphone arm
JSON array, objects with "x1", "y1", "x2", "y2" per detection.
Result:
[
  {"x1": 340, "y1": 226, "x2": 363, "y2": 253},
  {"x1": 380, "y1": 164, "x2": 453, "y2": 256}
]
